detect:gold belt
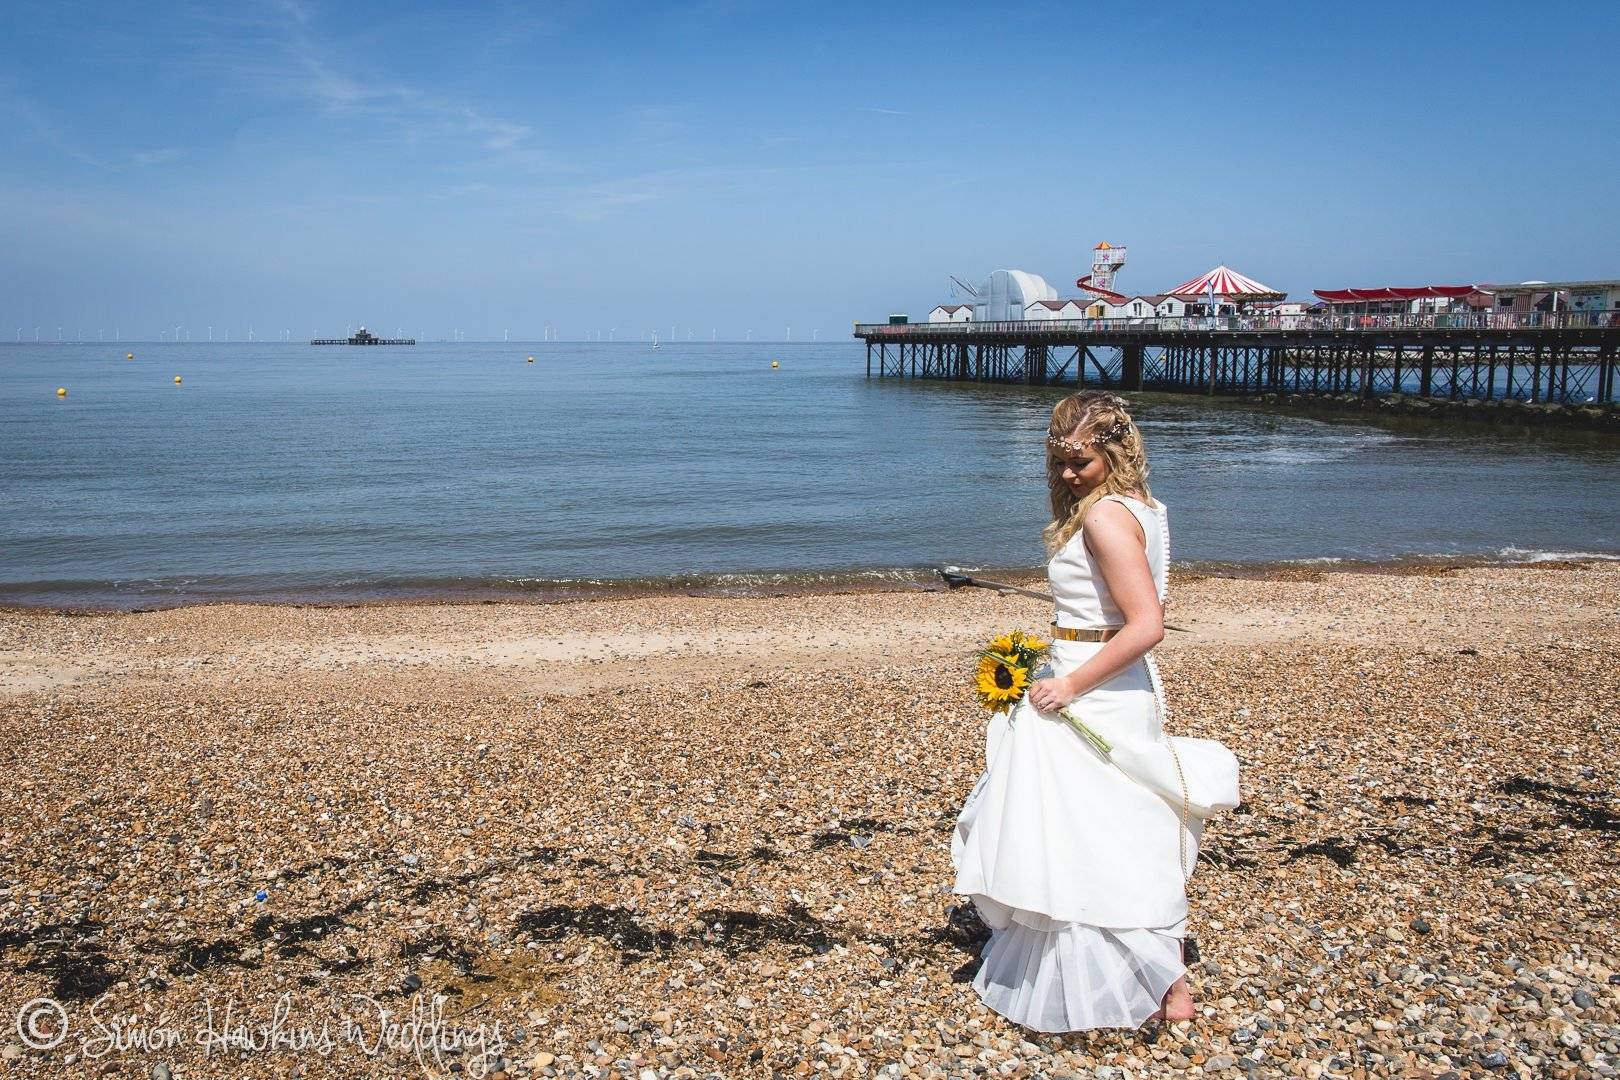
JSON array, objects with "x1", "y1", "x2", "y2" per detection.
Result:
[{"x1": 1050, "y1": 624, "x2": 1121, "y2": 642}]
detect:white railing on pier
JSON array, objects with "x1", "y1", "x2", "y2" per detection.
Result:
[{"x1": 855, "y1": 310, "x2": 1619, "y2": 336}]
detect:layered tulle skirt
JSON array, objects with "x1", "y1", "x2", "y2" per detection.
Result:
[{"x1": 951, "y1": 641, "x2": 1205, "y2": 1031}]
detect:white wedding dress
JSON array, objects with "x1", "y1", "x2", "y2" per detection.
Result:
[{"x1": 952, "y1": 494, "x2": 1222, "y2": 1031}]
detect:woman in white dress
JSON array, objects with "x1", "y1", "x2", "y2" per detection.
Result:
[{"x1": 951, "y1": 390, "x2": 1237, "y2": 1031}]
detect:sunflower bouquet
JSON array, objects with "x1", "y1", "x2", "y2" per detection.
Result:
[{"x1": 975, "y1": 631, "x2": 1113, "y2": 755}]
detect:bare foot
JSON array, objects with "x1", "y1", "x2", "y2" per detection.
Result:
[{"x1": 1147, "y1": 976, "x2": 1195, "y2": 1021}]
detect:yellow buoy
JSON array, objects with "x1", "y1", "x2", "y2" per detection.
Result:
[
  {"x1": 173, "y1": 375, "x2": 182, "y2": 384},
  {"x1": 771, "y1": 360, "x2": 780, "y2": 369},
  {"x1": 56, "y1": 387, "x2": 67, "y2": 397},
  {"x1": 126, "y1": 352, "x2": 134, "y2": 359}
]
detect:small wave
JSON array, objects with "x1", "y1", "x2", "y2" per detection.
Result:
[{"x1": 1495, "y1": 547, "x2": 1620, "y2": 563}]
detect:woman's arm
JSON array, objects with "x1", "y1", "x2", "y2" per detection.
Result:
[{"x1": 1027, "y1": 500, "x2": 1164, "y2": 711}]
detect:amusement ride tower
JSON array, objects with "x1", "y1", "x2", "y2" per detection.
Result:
[{"x1": 1077, "y1": 242, "x2": 1128, "y2": 304}]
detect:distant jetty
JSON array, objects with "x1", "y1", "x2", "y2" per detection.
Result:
[{"x1": 310, "y1": 327, "x2": 415, "y2": 346}]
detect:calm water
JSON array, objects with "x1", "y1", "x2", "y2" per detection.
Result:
[{"x1": 2, "y1": 341, "x2": 1617, "y2": 608}]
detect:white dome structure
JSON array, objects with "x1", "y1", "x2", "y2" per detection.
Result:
[{"x1": 973, "y1": 269, "x2": 1057, "y2": 322}]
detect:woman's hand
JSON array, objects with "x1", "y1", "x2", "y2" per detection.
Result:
[{"x1": 1027, "y1": 674, "x2": 1078, "y2": 713}]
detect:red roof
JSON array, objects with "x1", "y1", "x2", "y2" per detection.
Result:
[{"x1": 1314, "y1": 285, "x2": 1481, "y2": 303}]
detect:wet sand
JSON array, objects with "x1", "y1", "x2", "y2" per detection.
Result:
[{"x1": 0, "y1": 561, "x2": 1615, "y2": 1078}]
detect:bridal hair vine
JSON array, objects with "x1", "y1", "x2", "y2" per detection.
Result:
[{"x1": 1047, "y1": 416, "x2": 1133, "y2": 455}]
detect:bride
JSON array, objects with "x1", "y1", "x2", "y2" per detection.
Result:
[{"x1": 951, "y1": 390, "x2": 1239, "y2": 1031}]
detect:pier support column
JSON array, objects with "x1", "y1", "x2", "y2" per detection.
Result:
[
  {"x1": 1122, "y1": 344, "x2": 1144, "y2": 391},
  {"x1": 1419, "y1": 344, "x2": 1434, "y2": 397},
  {"x1": 1028, "y1": 344, "x2": 1048, "y2": 385}
]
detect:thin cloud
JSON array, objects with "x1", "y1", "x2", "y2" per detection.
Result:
[
  {"x1": 189, "y1": 3, "x2": 539, "y2": 162},
  {"x1": 864, "y1": 107, "x2": 908, "y2": 116},
  {"x1": 131, "y1": 147, "x2": 185, "y2": 167},
  {"x1": 0, "y1": 87, "x2": 110, "y2": 169}
]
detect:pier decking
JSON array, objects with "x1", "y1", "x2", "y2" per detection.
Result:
[{"x1": 856, "y1": 311, "x2": 1619, "y2": 405}]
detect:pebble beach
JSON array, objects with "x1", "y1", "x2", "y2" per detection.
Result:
[{"x1": 0, "y1": 560, "x2": 1616, "y2": 1080}]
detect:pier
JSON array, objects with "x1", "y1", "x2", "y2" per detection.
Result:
[
  {"x1": 311, "y1": 327, "x2": 415, "y2": 346},
  {"x1": 855, "y1": 311, "x2": 1619, "y2": 406}
]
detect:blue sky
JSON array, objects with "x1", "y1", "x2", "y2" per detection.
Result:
[{"x1": 3, "y1": 0, "x2": 1618, "y2": 342}]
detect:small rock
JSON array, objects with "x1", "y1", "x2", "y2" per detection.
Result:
[
  {"x1": 150, "y1": 1066, "x2": 172, "y2": 1080},
  {"x1": 1480, "y1": 1050, "x2": 1509, "y2": 1069},
  {"x1": 3, "y1": 1044, "x2": 24, "y2": 1061},
  {"x1": 1573, "y1": 989, "x2": 1596, "y2": 1009},
  {"x1": 401, "y1": 973, "x2": 422, "y2": 992},
  {"x1": 1409, "y1": 917, "x2": 1432, "y2": 935}
]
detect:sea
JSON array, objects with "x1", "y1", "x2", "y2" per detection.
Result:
[{"x1": 2, "y1": 340, "x2": 1617, "y2": 609}]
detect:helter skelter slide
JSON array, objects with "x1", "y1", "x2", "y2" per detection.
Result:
[{"x1": 1076, "y1": 241, "x2": 1129, "y2": 304}]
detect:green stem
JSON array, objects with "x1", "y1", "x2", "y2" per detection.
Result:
[{"x1": 1058, "y1": 706, "x2": 1112, "y2": 755}]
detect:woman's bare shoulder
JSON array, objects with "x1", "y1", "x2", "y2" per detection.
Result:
[
  {"x1": 1081, "y1": 496, "x2": 1147, "y2": 546},
  {"x1": 1082, "y1": 495, "x2": 1141, "y2": 523}
]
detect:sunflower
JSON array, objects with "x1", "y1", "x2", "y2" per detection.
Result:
[
  {"x1": 975, "y1": 654, "x2": 1030, "y2": 711},
  {"x1": 989, "y1": 633, "x2": 1017, "y2": 655}
]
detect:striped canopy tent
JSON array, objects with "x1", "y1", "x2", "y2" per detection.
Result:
[{"x1": 1168, "y1": 265, "x2": 1285, "y2": 301}]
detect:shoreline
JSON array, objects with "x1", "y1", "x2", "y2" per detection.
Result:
[
  {"x1": 1239, "y1": 389, "x2": 1620, "y2": 433},
  {"x1": 1, "y1": 547, "x2": 1617, "y2": 616}
]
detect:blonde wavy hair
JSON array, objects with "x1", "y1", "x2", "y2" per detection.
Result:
[{"x1": 1042, "y1": 390, "x2": 1153, "y2": 556}]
